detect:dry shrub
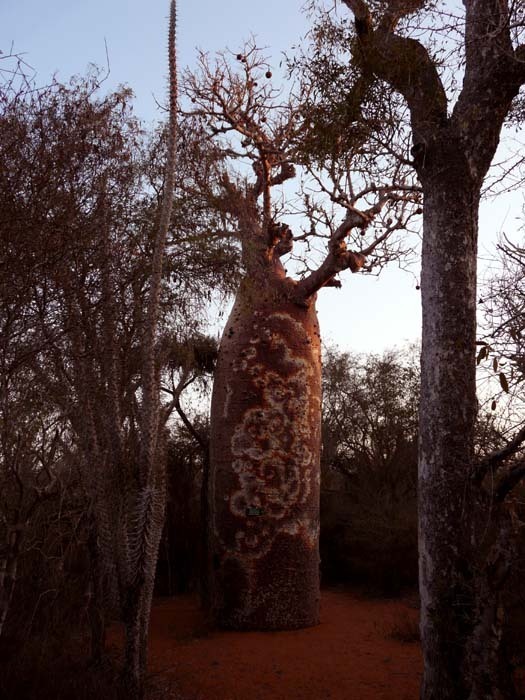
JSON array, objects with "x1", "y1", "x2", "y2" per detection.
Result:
[
  {"x1": 387, "y1": 610, "x2": 420, "y2": 643},
  {"x1": 0, "y1": 639, "x2": 121, "y2": 700},
  {"x1": 155, "y1": 433, "x2": 206, "y2": 596},
  {"x1": 320, "y1": 347, "x2": 419, "y2": 596},
  {"x1": 0, "y1": 478, "x2": 112, "y2": 700},
  {"x1": 502, "y1": 514, "x2": 525, "y2": 671},
  {"x1": 320, "y1": 455, "x2": 418, "y2": 595}
]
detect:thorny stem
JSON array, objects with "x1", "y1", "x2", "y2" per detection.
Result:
[{"x1": 140, "y1": 0, "x2": 178, "y2": 486}]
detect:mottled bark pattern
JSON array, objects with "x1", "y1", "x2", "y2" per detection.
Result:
[
  {"x1": 418, "y1": 150, "x2": 479, "y2": 699},
  {"x1": 209, "y1": 283, "x2": 321, "y2": 629}
]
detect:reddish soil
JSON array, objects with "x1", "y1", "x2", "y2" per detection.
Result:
[{"x1": 125, "y1": 588, "x2": 423, "y2": 700}]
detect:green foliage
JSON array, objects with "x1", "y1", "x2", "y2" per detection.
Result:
[{"x1": 288, "y1": 6, "x2": 411, "y2": 169}]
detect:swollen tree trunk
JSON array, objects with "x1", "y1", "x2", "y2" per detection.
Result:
[
  {"x1": 199, "y1": 454, "x2": 211, "y2": 610},
  {"x1": 209, "y1": 278, "x2": 322, "y2": 629}
]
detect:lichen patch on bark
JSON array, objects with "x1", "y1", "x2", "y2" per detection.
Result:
[
  {"x1": 209, "y1": 298, "x2": 322, "y2": 629},
  {"x1": 224, "y1": 311, "x2": 318, "y2": 560}
]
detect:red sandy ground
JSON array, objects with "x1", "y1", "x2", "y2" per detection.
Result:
[{"x1": 127, "y1": 588, "x2": 423, "y2": 700}]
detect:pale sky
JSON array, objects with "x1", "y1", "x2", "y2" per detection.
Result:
[{"x1": 2, "y1": 0, "x2": 521, "y2": 355}]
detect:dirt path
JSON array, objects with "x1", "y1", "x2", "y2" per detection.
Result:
[{"x1": 138, "y1": 588, "x2": 422, "y2": 700}]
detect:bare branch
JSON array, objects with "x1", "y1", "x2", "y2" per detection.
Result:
[
  {"x1": 342, "y1": 0, "x2": 448, "y2": 146},
  {"x1": 473, "y1": 422, "x2": 525, "y2": 483},
  {"x1": 515, "y1": 43, "x2": 525, "y2": 80},
  {"x1": 496, "y1": 459, "x2": 525, "y2": 501},
  {"x1": 293, "y1": 209, "x2": 367, "y2": 300}
]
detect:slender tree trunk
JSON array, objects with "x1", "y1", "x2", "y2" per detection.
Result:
[
  {"x1": 122, "y1": 572, "x2": 156, "y2": 700},
  {"x1": 199, "y1": 454, "x2": 211, "y2": 610},
  {"x1": 209, "y1": 278, "x2": 322, "y2": 630},
  {"x1": 123, "y1": 588, "x2": 145, "y2": 699},
  {"x1": 118, "y1": 3, "x2": 176, "y2": 695},
  {"x1": 119, "y1": 472, "x2": 165, "y2": 700},
  {"x1": 418, "y1": 134, "x2": 519, "y2": 700},
  {"x1": 87, "y1": 525, "x2": 106, "y2": 664},
  {"x1": 418, "y1": 163, "x2": 480, "y2": 699},
  {"x1": 337, "y1": 1, "x2": 524, "y2": 695},
  {"x1": 0, "y1": 550, "x2": 18, "y2": 639}
]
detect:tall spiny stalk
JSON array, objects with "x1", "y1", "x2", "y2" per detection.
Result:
[
  {"x1": 140, "y1": 0, "x2": 178, "y2": 485},
  {"x1": 119, "y1": 4, "x2": 177, "y2": 697}
]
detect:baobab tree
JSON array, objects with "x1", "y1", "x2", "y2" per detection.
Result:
[
  {"x1": 303, "y1": 0, "x2": 525, "y2": 696},
  {"x1": 185, "y1": 45, "x2": 420, "y2": 630}
]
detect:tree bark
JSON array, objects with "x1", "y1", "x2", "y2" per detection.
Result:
[
  {"x1": 199, "y1": 453, "x2": 211, "y2": 610},
  {"x1": 418, "y1": 135, "x2": 480, "y2": 699},
  {"x1": 340, "y1": 1, "x2": 525, "y2": 695},
  {"x1": 209, "y1": 278, "x2": 322, "y2": 629},
  {"x1": 122, "y1": 572, "x2": 156, "y2": 700},
  {"x1": 0, "y1": 533, "x2": 20, "y2": 639},
  {"x1": 87, "y1": 524, "x2": 107, "y2": 665},
  {"x1": 464, "y1": 510, "x2": 518, "y2": 700}
]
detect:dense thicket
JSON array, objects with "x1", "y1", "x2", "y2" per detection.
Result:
[{"x1": 0, "y1": 48, "x2": 235, "y2": 697}]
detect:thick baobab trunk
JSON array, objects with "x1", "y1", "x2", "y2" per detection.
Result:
[
  {"x1": 418, "y1": 172, "x2": 480, "y2": 699},
  {"x1": 209, "y1": 279, "x2": 322, "y2": 630},
  {"x1": 199, "y1": 455, "x2": 210, "y2": 609}
]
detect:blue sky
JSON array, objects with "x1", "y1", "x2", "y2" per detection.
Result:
[
  {"x1": 0, "y1": 0, "x2": 309, "y2": 123},
  {"x1": 1, "y1": 1, "x2": 520, "y2": 355}
]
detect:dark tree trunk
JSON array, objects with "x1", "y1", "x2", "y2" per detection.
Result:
[
  {"x1": 0, "y1": 541, "x2": 19, "y2": 639},
  {"x1": 199, "y1": 454, "x2": 210, "y2": 610},
  {"x1": 122, "y1": 577, "x2": 155, "y2": 700},
  {"x1": 209, "y1": 278, "x2": 322, "y2": 630},
  {"x1": 336, "y1": 1, "x2": 525, "y2": 695},
  {"x1": 464, "y1": 510, "x2": 518, "y2": 700},
  {"x1": 418, "y1": 136, "x2": 480, "y2": 699},
  {"x1": 0, "y1": 526, "x2": 24, "y2": 639},
  {"x1": 87, "y1": 526, "x2": 107, "y2": 664}
]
